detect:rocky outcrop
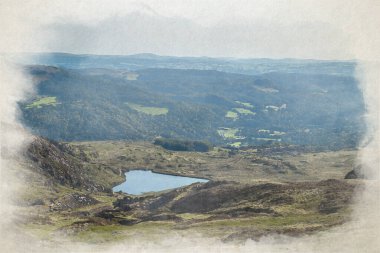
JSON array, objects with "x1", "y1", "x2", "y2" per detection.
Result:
[
  {"x1": 345, "y1": 166, "x2": 364, "y2": 179},
  {"x1": 50, "y1": 193, "x2": 99, "y2": 211},
  {"x1": 26, "y1": 136, "x2": 105, "y2": 191},
  {"x1": 112, "y1": 179, "x2": 355, "y2": 220},
  {"x1": 317, "y1": 179, "x2": 354, "y2": 214}
]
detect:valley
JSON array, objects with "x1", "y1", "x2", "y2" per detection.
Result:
[
  {"x1": 21, "y1": 56, "x2": 364, "y2": 149},
  {"x1": 13, "y1": 53, "x2": 365, "y2": 244}
]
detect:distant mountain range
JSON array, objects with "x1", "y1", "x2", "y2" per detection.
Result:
[
  {"x1": 19, "y1": 53, "x2": 364, "y2": 149},
  {"x1": 16, "y1": 52, "x2": 356, "y2": 75}
]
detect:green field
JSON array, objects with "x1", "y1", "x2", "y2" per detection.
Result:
[
  {"x1": 226, "y1": 107, "x2": 255, "y2": 119},
  {"x1": 225, "y1": 110, "x2": 239, "y2": 119},
  {"x1": 126, "y1": 72, "x2": 139, "y2": 80},
  {"x1": 229, "y1": 141, "x2": 242, "y2": 147},
  {"x1": 25, "y1": 96, "x2": 59, "y2": 109},
  {"x1": 234, "y1": 107, "x2": 256, "y2": 115},
  {"x1": 235, "y1": 101, "x2": 254, "y2": 108},
  {"x1": 126, "y1": 103, "x2": 169, "y2": 115},
  {"x1": 270, "y1": 131, "x2": 286, "y2": 136},
  {"x1": 217, "y1": 128, "x2": 240, "y2": 139},
  {"x1": 255, "y1": 137, "x2": 281, "y2": 142}
]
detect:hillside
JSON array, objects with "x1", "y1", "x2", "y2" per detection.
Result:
[
  {"x1": 19, "y1": 137, "x2": 359, "y2": 242},
  {"x1": 20, "y1": 61, "x2": 364, "y2": 149}
]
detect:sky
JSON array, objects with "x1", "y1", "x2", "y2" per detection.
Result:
[{"x1": 2, "y1": 0, "x2": 377, "y2": 60}]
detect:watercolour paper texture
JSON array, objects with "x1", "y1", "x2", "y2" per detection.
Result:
[{"x1": 0, "y1": 1, "x2": 379, "y2": 252}]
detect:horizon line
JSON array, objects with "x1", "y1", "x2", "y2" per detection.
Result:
[{"x1": 9, "y1": 51, "x2": 357, "y2": 62}]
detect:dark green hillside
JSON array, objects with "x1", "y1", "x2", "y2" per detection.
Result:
[{"x1": 20, "y1": 63, "x2": 364, "y2": 149}]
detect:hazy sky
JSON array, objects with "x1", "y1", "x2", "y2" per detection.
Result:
[{"x1": 2, "y1": 0, "x2": 379, "y2": 59}]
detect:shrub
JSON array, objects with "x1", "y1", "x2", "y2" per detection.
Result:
[{"x1": 153, "y1": 138, "x2": 212, "y2": 152}]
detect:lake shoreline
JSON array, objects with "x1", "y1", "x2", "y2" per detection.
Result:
[{"x1": 113, "y1": 169, "x2": 209, "y2": 195}]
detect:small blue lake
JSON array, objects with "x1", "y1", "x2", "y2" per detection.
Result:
[{"x1": 113, "y1": 170, "x2": 209, "y2": 195}]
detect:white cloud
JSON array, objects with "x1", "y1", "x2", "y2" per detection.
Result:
[
  {"x1": 41, "y1": 10, "x2": 351, "y2": 59},
  {"x1": 0, "y1": 0, "x2": 365, "y2": 59}
]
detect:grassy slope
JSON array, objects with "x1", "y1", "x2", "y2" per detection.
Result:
[
  {"x1": 66, "y1": 141, "x2": 356, "y2": 183},
  {"x1": 19, "y1": 140, "x2": 359, "y2": 243},
  {"x1": 126, "y1": 103, "x2": 169, "y2": 116},
  {"x1": 25, "y1": 96, "x2": 59, "y2": 109}
]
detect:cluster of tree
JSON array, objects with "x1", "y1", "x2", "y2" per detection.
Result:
[{"x1": 153, "y1": 138, "x2": 212, "y2": 152}]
